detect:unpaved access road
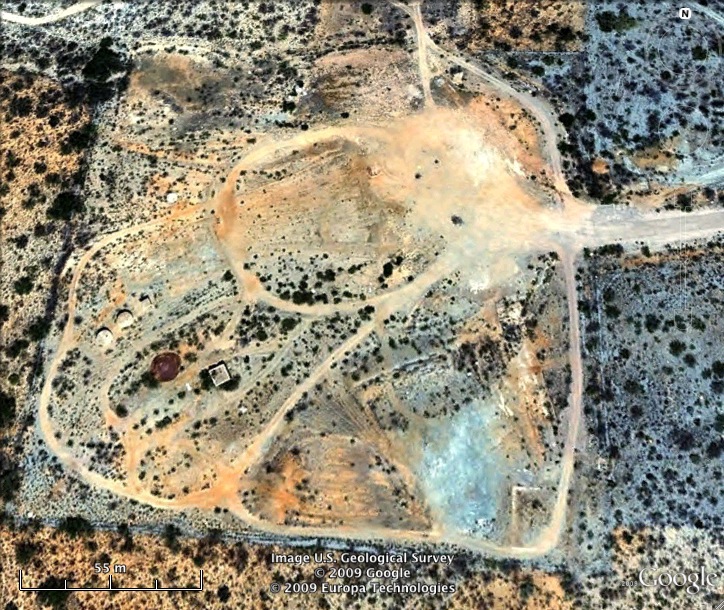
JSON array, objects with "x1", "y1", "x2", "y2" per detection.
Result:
[
  {"x1": 25, "y1": 0, "x2": 724, "y2": 559},
  {"x1": 34, "y1": 119, "x2": 722, "y2": 559},
  {"x1": 581, "y1": 206, "x2": 724, "y2": 249},
  {"x1": 392, "y1": 1, "x2": 571, "y2": 197},
  {"x1": 1, "y1": 1, "x2": 101, "y2": 26},
  {"x1": 410, "y1": 2, "x2": 435, "y2": 107}
]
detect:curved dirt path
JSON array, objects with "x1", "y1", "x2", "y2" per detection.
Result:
[
  {"x1": 32, "y1": 0, "x2": 724, "y2": 560},
  {"x1": 387, "y1": 0, "x2": 724, "y2": 558},
  {"x1": 1, "y1": 1, "x2": 101, "y2": 25},
  {"x1": 37, "y1": 207, "x2": 208, "y2": 506},
  {"x1": 387, "y1": 0, "x2": 581, "y2": 558},
  {"x1": 228, "y1": 249, "x2": 459, "y2": 479},
  {"x1": 33, "y1": 123, "x2": 466, "y2": 545},
  {"x1": 528, "y1": 247, "x2": 583, "y2": 553},
  {"x1": 392, "y1": 1, "x2": 571, "y2": 197}
]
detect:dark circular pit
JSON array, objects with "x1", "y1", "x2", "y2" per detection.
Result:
[{"x1": 150, "y1": 352, "x2": 181, "y2": 382}]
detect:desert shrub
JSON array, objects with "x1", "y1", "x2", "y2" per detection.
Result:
[
  {"x1": 58, "y1": 515, "x2": 94, "y2": 537},
  {"x1": 0, "y1": 390, "x2": 16, "y2": 429},
  {"x1": 47, "y1": 191, "x2": 83, "y2": 220}
]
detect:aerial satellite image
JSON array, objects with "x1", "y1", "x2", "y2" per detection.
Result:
[{"x1": 0, "y1": 1, "x2": 722, "y2": 608}]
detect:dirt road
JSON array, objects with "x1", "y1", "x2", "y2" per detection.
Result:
[
  {"x1": 693, "y1": 1, "x2": 724, "y2": 28},
  {"x1": 689, "y1": 164, "x2": 724, "y2": 188},
  {"x1": 392, "y1": 1, "x2": 571, "y2": 197},
  {"x1": 1, "y1": 1, "x2": 101, "y2": 26},
  {"x1": 28, "y1": 0, "x2": 724, "y2": 560},
  {"x1": 385, "y1": 0, "x2": 723, "y2": 558},
  {"x1": 410, "y1": 2, "x2": 434, "y2": 107},
  {"x1": 530, "y1": 248, "x2": 583, "y2": 553},
  {"x1": 581, "y1": 206, "x2": 724, "y2": 249},
  {"x1": 36, "y1": 207, "x2": 208, "y2": 509}
]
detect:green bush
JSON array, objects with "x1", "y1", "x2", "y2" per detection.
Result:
[
  {"x1": 13, "y1": 276, "x2": 33, "y2": 295},
  {"x1": 27, "y1": 316, "x2": 51, "y2": 341},
  {"x1": 0, "y1": 390, "x2": 16, "y2": 429},
  {"x1": 48, "y1": 191, "x2": 83, "y2": 221},
  {"x1": 595, "y1": 10, "x2": 638, "y2": 33},
  {"x1": 58, "y1": 515, "x2": 94, "y2": 538}
]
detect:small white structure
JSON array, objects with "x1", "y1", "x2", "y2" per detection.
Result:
[
  {"x1": 95, "y1": 327, "x2": 114, "y2": 346},
  {"x1": 115, "y1": 309, "x2": 135, "y2": 329},
  {"x1": 208, "y1": 362, "x2": 231, "y2": 387},
  {"x1": 139, "y1": 294, "x2": 154, "y2": 310}
]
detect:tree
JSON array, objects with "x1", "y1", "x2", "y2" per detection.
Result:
[
  {"x1": 14, "y1": 540, "x2": 38, "y2": 565},
  {"x1": 692, "y1": 46, "x2": 707, "y2": 61},
  {"x1": 559, "y1": 113, "x2": 576, "y2": 129},
  {"x1": 60, "y1": 125, "x2": 95, "y2": 155},
  {"x1": 13, "y1": 276, "x2": 33, "y2": 295},
  {"x1": 36, "y1": 577, "x2": 70, "y2": 609},
  {"x1": 712, "y1": 361, "x2": 724, "y2": 378},
  {"x1": 0, "y1": 451, "x2": 20, "y2": 501},
  {"x1": 163, "y1": 524, "x2": 181, "y2": 551},
  {"x1": 0, "y1": 391, "x2": 16, "y2": 429},
  {"x1": 47, "y1": 191, "x2": 83, "y2": 221},
  {"x1": 58, "y1": 515, "x2": 94, "y2": 538},
  {"x1": 217, "y1": 584, "x2": 231, "y2": 601},
  {"x1": 27, "y1": 316, "x2": 51, "y2": 341},
  {"x1": 668, "y1": 340, "x2": 686, "y2": 357},
  {"x1": 595, "y1": 11, "x2": 637, "y2": 33},
  {"x1": 82, "y1": 38, "x2": 131, "y2": 102}
]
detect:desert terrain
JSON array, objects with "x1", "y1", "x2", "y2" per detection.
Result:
[{"x1": 1, "y1": 1, "x2": 722, "y2": 609}]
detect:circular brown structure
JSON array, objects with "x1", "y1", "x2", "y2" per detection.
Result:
[{"x1": 150, "y1": 352, "x2": 181, "y2": 382}]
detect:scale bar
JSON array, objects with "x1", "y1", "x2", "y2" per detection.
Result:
[{"x1": 18, "y1": 570, "x2": 204, "y2": 592}]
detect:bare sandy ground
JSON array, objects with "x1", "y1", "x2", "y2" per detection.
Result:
[{"x1": 18, "y1": 0, "x2": 724, "y2": 558}]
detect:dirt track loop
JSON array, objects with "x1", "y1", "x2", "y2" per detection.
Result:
[
  {"x1": 1, "y1": 1, "x2": 102, "y2": 25},
  {"x1": 29, "y1": 0, "x2": 724, "y2": 557}
]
